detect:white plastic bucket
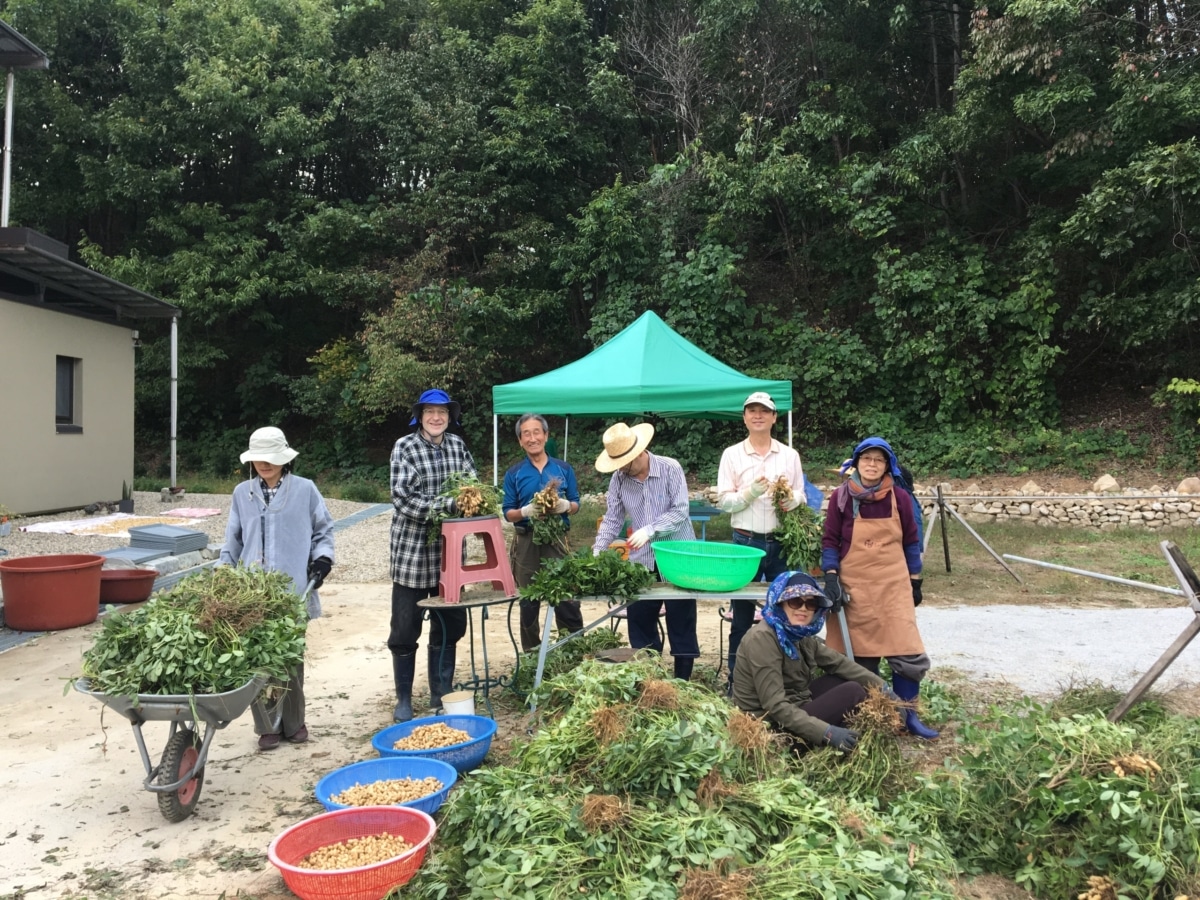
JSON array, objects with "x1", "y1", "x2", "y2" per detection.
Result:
[{"x1": 441, "y1": 690, "x2": 475, "y2": 716}]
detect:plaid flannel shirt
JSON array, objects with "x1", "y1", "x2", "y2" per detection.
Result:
[{"x1": 389, "y1": 431, "x2": 477, "y2": 588}]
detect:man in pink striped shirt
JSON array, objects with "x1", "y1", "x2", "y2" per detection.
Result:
[{"x1": 715, "y1": 392, "x2": 805, "y2": 686}]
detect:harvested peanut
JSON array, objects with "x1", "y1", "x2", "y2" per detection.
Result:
[
  {"x1": 297, "y1": 833, "x2": 414, "y2": 870},
  {"x1": 393, "y1": 723, "x2": 471, "y2": 750},
  {"x1": 331, "y1": 776, "x2": 444, "y2": 807}
]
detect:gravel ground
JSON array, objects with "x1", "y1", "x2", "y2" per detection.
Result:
[
  {"x1": 917, "y1": 605, "x2": 1200, "y2": 696},
  {"x1": 0, "y1": 490, "x2": 395, "y2": 587}
]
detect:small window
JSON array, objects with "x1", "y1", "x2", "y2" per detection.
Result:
[{"x1": 56, "y1": 355, "x2": 82, "y2": 434}]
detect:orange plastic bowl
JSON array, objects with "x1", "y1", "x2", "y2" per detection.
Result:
[
  {"x1": 268, "y1": 806, "x2": 437, "y2": 900},
  {"x1": 99, "y1": 568, "x2": 158, "y2": 604}
]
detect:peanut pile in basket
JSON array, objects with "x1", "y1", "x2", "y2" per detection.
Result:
[
  {"x1": 298, "y1": 833, "x2": 414, "y2": 870},
  {"x1": 393, "y1": 723, "x2": 471, "y2": 750},
  {"x1": 331, "y1": 776, "x2": 444, "y2": 807}
]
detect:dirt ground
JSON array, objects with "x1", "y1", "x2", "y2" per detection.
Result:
[{"x1": 0, "y1": 588, "x2": 766, "y2": 900}]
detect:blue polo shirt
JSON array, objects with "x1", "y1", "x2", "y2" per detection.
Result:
[{"x1": 502, "y1": 456, "x2": 581, "y2": 531}]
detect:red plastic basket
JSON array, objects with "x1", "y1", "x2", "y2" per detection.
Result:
[{"x1": 268, "y1": 806, "x2": 437, "y2": 900}]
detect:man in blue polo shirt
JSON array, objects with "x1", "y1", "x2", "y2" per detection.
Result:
[{"x1": 503, "y1": 413, "x2": 585, "y2": 651}]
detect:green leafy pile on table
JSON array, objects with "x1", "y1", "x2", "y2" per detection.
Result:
[
  {"x1": 81, "y1": 566, "x2": 306, "y2": 697},
  {"x1": 519, "y1": 548, "x2": 656, "y2": 607}
]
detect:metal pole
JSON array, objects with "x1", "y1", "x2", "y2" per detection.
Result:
[
  {"x1": 1002, "y1": 555, "x2": 1184, "y2": 596},
  {"x1": 836, "y1": 607, "x2": 854, "y2": 659},
  {"x1": 564, "y1": 416, "x2": 569, "y2": 463},
  {"x1": 1109, "y1": 616, "x2": 1200, "y2": 722},
  {"x1": 921, "y1": 505, "x2": 939, "y2": 556},
  {"x1": 492, "y1": 414, "x2": 498, "y2": 486},
  {"x1": 938, "y1": 485, "x2": 951, "y2": 574},
  {"x1": 939, "y1": 502, "x2": 1023, "y2": 583},
  {"x1": 170, "y1": 316, "x2": 178, "y2": 488},
  {"x1": 2, "y1": 69, "x2": 14, "y2": 227},
  {"x1": 788, "y1": 410, "x2": 793, "y2": 448}
]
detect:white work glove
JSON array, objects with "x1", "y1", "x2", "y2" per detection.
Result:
[
  {"x1": 593, "y1": 547, "x2": 602, "y2": 557},
  {"x1": 782, "y1": 490, "x2": 802, "y2": 512},
  {"x1": 553, "y1": 498, "x2": 571, "y2": 514},
  {"x1": 519, "y1": 503, "x2": 537, "y2": 520},
  {"x1": 743, "y1": 476, "x2": 769, "y2": 503},
  {"x1": 627, "y1": 527, "x2": 654, "y2": 549}
]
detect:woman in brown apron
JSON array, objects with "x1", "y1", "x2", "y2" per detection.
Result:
[{"x1": 819, "y1": 437, "x2": 938, "y2": 739}]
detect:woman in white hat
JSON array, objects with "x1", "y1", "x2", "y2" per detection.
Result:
[{"x1": 221, "y1": 426, "x2": 335, "y2": 750}]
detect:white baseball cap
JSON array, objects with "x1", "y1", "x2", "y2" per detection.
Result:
[{"x1": 743, "y1": 392, "x2": 777, "y2": 412}]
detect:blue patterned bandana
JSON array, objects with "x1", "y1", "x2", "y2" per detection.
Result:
[{"x1": 762, "y1": 575, "x2": 829, "y2": 660}]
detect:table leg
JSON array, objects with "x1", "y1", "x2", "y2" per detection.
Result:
[
  {"x1": 478, "y1": 606, "x2": 494, "y2": 718},
  {"x1": 529, "y1": 602, "x2": 629, "y2": 709},
  {"x1": 531, "y1": 605, "x2": 557, "y2": 706},
  {"x1": 431, "y1": 609, "x2": 448, "y2": 713},
  {"x1": 504, "y1": 599, "x2": 523, "y2": 698}
]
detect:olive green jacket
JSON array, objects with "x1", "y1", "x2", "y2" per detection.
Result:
[{"x1": 730, "y1": 620, "x2": 885, "y2": 744}]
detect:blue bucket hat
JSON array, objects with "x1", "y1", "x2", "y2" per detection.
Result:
[{"x1": 409, "y1": 388, "x2": 462, "y2": 428}]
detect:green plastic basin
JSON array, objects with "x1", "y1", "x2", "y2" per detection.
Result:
[{"x1": 651, "y1": 541, "x2": 765, "y2": 592}]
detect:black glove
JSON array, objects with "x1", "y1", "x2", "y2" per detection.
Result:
[
  {"x1": 824, "y1": 725, "x2": 859, "y2": 752},
  {"x1": 911, "y1": 577, "x2": 923, "y2": 607},
  {"x1": 438, "y1": 496, "x2": 458, "y2": 516},
  {"x1": 823, "y1": 571, "x2": 845, "y2": 611},
  {"x1": 307, "y1": 557, "x2": 332, "y2": 590}
]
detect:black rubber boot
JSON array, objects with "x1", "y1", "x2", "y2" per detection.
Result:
[
  {"x1": 673, "y1": 656, "x2": 694, "y2": 681},
  {"x1": 391, "y1": 652, "x2": 415, "y2": 723},
  {"x1": 428, "y1": 645, "x2": 457, "y2": 712}
]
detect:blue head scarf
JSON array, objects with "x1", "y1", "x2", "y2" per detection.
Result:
[{"x1": 761, "y1": 572, "x2": 832, "y2": 660}]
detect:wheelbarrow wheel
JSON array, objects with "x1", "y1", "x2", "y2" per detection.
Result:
[{"x1": 157, "y1": 728, "x2": 204, "y2": 822}]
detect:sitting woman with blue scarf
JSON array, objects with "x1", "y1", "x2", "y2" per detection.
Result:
[{"x1": 730, "y1": 572, "x2": 891, "y2": 751}]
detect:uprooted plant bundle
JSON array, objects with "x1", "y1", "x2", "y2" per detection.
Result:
[
  {"x1": 426, "y1": 473, "x2": 502, "y2": 543},
  {"x1": 408, "y1": 657, "x2": 960, "y2": 899},
  {"x1": 511, "y1": 626, "x2": 625, "y2": 696},
  {"x1": 530, "y1": 477, "x2": 569, "y2": 548},
  {"x1": 81, "y1": 566, "x2": 306, "y2": 697},
  {"x1": 518, "y1": 548, "x2": 656, "y2": 607},
  {"x1": 892, "y1": 688, "x2": 1200, "y2": 899},
  {"x1": 770, "y1": 475, "x2": 823, "y2": 572}
]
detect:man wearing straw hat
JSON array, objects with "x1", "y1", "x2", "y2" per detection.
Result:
[{"x1": 592, "y1": 422, "x2": 699, "y2": 680}]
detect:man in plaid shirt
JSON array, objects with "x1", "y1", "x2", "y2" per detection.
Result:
[{"x1": 388, "y1": 389, "x2": 476, "y2": 722}]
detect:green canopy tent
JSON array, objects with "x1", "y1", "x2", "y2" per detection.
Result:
[{"x1": 490, "y1": 311, "x2": 793, "y2": 480}]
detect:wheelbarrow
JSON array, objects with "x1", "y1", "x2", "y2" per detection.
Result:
[{"x1": 75, "y1": 672, "x2": 269, "y2": 822}]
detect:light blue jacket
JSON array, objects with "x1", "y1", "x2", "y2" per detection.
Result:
[{"x1": 220, "y1": 474, "x2": 335, "y2": 618}]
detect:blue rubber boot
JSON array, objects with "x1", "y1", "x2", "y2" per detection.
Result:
[{"x1": 892, "y1": 674, "x2": 939, "y2": 739}]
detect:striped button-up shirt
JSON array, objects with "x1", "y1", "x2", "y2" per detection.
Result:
[
  {"x1": 592, "y1": 453, "x2": 694, "y2": 570},
  {"x1": 389, "y1": 431, "x2": 477, "y2": 588}
]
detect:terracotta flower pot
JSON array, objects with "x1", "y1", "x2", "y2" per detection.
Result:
[{"x1": 0, "y1": 554, "x2": 104, "y2": 631}]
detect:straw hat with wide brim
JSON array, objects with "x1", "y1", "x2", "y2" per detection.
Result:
[{"x1": 595, "y1": 422, "x2": 655, "y2": 473}]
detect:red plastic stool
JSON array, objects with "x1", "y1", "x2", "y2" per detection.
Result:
[{"x1": 438, "y1": 516, "x2": 517, "y2": 603}]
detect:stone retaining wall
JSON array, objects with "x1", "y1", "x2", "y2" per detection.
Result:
[{"x1": 912, "y1": 491, "x2": 1200, "y2": 530}]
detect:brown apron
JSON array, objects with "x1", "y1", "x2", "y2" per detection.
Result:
[{"x1": 824, "y1": 488, "x2": 924, "y2": 657}]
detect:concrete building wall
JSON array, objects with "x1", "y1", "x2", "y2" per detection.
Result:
[{"x1": 0, "y1": 299, "x2": 136, "y2": 515}]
